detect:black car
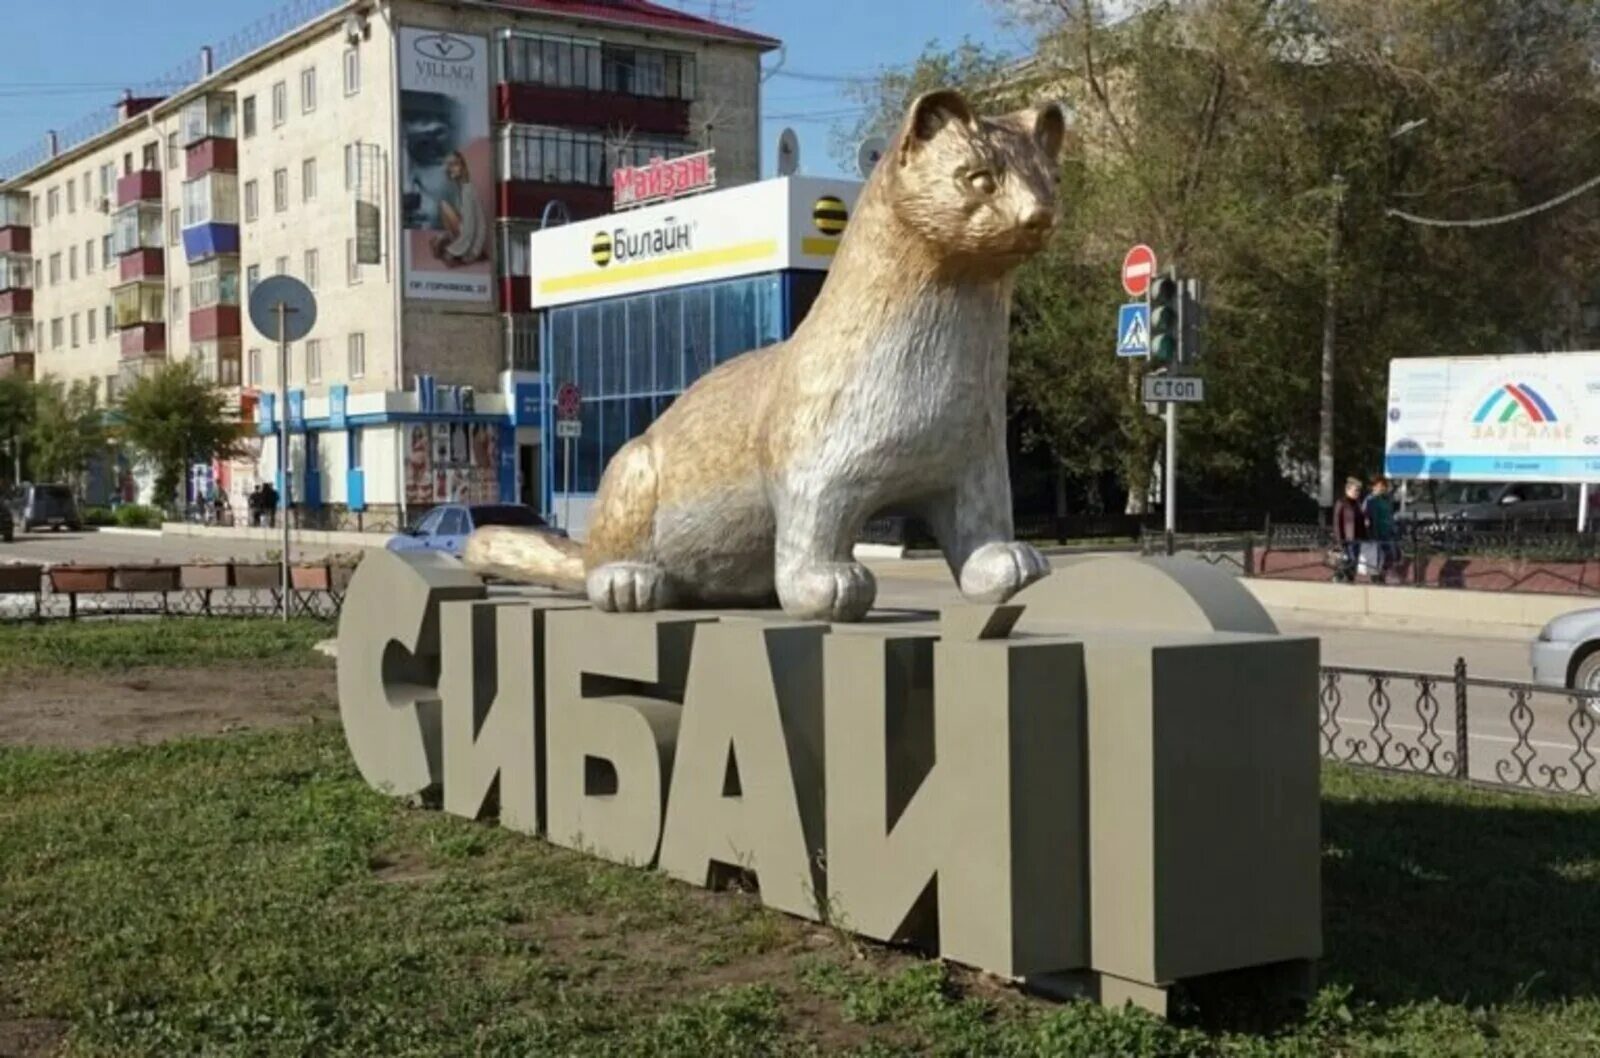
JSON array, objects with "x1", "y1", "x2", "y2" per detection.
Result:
[{"x1": 11, "y1": 483, "x2": 81, "y2": 532}]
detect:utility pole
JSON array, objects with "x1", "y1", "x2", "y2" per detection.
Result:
[{"x1": 1318, "y1": 171, "x2": 1345, "y2": 521}]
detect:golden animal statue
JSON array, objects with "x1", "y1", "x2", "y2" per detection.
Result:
[{"x1": 466, "y1": 88, "x2": 1067, "y2": 621}]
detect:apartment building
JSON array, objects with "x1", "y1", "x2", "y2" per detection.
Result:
[{"x1": 0, "y1": 0, "x2": 775, "y2": 520}]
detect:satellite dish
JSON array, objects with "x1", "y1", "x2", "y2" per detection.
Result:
[
  {"x1": 856, "y1": 135, "x2": 888, "y2": 178},
  {"x1": 776, "y1": 127, "x2": 800, "y2": 176}
]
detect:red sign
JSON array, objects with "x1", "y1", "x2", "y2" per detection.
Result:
[
  {"x1": 556, "y1": 382, "x2": 582, "y2": 421},
  {"x1": 1122, "y1": 244, "x2": 1157, "y2": 298},
  {"x1": 612, "y1": 149, "x2": 717, "y2": 210}
]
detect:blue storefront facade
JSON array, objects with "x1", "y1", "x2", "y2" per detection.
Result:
[{"x1": 528, "y1": 176, "x2": 859, "y2": 535}]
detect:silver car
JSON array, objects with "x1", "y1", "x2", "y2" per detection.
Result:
[{"x1": 1531, "y1": 608, "x2": 1600, "y2": 693}]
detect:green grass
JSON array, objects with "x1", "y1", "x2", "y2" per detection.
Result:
[
  {"x1": 0, "y1": 617, "x2": 334, "y2": 675},
  {"x1": 5, "y1": 722, "x2": 1600, "y2": 1056}
]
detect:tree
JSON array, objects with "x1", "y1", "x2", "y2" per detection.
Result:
[
  {"x1": 116, "y1": 361, "x2": 245, "y2": 509},
  {"x1": 29, "y1": 376, "x2": 107, "y2": 496},
  {"x1": 0, "y1": 374, "x2": 33, "y2": 486}
]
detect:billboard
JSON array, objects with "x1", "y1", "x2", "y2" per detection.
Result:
[
  {"x1": 398, "y1": 28, "x2": 492, "y2": 302},
  {"x1": 528, "y1": 176, "x2": 863, "y2": 309},
  {"x1": 1385, "y1": 353, "x2": 1600, "y2": 482}
]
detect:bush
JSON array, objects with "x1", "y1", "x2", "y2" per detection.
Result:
[
  {"x1": 113, "y1": 504, "x2": 163, "y2": 529},
  {"x1": 81, "y1": 506, "x2": 115, "y2": 527}
]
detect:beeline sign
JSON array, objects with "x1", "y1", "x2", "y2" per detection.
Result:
[{"x1": 613, "y1": 150, "x2": 716, "y2": 210}]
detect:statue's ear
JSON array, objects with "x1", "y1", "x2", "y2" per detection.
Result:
[
  {"x1": 900, "y1": 89, "x2": 974, "y2": 162},
  {"x1": 1034, "y1": 101, "x2": 1068, "y2": 159}
]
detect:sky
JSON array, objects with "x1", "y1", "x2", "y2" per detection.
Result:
[{"x1": 0, "y1": 0, "x2": 1023, "y2": 180}]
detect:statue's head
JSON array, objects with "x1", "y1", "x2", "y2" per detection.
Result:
[{"x1": 886, "y1": 89, "x2": 1068, "y2": 266}]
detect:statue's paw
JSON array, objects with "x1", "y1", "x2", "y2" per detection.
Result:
[
  {"x1": 778, "y1": 561, "x2": 877, "y2": 622},
  {"x1": 588, "y1": 562, "x2": 667, "y2": 612},
  {"x1": 959, "y1": 541, "x2": 1050, "y2": 603}
]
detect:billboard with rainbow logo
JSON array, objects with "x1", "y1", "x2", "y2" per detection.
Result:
[{"x1": 1386, "y1": 353, "x2": 1600, "y2": 482}]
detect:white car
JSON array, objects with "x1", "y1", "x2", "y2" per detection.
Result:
[{"x1": 1531, "y1": 608, "x2": 1600, "y2": 692}]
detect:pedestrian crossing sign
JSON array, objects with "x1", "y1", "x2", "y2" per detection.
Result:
[{"x1": 1117, "y1": 302, "x2": 1150, "y2": 357}]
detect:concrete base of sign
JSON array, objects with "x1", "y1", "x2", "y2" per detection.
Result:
[{"x1": 336, "y1": 549, "x2": 1322, "y2": 1015}]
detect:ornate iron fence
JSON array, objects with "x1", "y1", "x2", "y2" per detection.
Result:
[
  {"x1": 0, "y1": 584, "x2": 343, "y2": 622},
  {"x1": 1321, "y1": 660, "x2": 1600, "y2": 796}
]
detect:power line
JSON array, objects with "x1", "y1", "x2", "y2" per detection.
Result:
[{"x1": 1387, "y1": 171, "x2": 1600, "y2": 228}]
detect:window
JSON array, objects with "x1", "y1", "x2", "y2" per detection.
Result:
[
  {"x1": 66, "y1": 180, "x2": 75, "y2": 214},
  {"x1": 122, "y1": 152, "x2": 132, "y2": 175},
  {"x1": 247, "y1": 264, "x2": 261, "y2": 293},
  {"x1": 346, "y1": 238, "x2": 360, "y2": 285},
  {"x1": 273, "y1": 168, "x2": 288, "y2": 212},
  {"x1": 0, "y1": 257, "x2": 31, "y2": 291},
  {"x1": 70, "y1": 314, "x2": 79, "y2": 348},
  {"x1": 248, "y1": 347, "x2": 262, "y2": 386},
  {"x1": 101, "y1": 233, "x2": 114, "y2": 265},
  {"x1": 306, "y1": 338, "x2": 322, "y2": 383},
  {"x1": 48, "y1": 253, "x2": 60, "y2": 285},
  {"x1": 181, "y1": 94, "x2": 235, "y2": 146},
  {"x1": 168, "y1": 208, "x2": 180, "y2": 246},
  {"x1": 191, "y1": 258, "x2": 240, "y2": 309},
  {"x1": 111, "y1": 203, "x2": 163, "y2": 255},
  {"x1": 103, "y1": 305, "x2": 112, "y2": 333},
  {"x1": 507, "y1": 315, "x2": 539, "y2": 371},
  {"x1": 32, "y1": 258, "x2": 40, "y2": 286},
  {"x1": 68, "y1": 245, "x2": 77, "y2": 280},
  {"x1": 98, "y1": 163, "x2": 114, "y2": 197},
  {"x1": 303, "y1": 248, "x2": 319, "y2": 290},
  {"x1": 82, "y1": 172, "x2": 91, "y2": 202},
  {"x1": 182, "y1": 172, "x2": 238, "y2": 226},
  {"x1": 172, "y1": 286, "x2": 183, "y2": 317},
  {"x1": 142, "y1": 141, "x2": 159, "y2": 170},
  {"x1": 166, "y1": 131, "x2": 179, "y2": 169},
  {"x1": 500, "y1": 125, "x2": 695, "y2": 187},
  {"x1": 301, "y1": 157, "x2": 317, "y2": 201},
  {"x1": 275, "y1": 256, "x2": 288, "y2": 276},
  {"x1": 104, "y1": 374, "x2": 117, "y2": 403},
  {"x1": 343, "y1": 143, "x2": 355, "y2": 189},
  {"x1": 87, "y1": 310, "x2": 96, "y2": 342},
  {"x1": 242, "y1": 95, "x2": 257, "y2": 138},
  {"x1": 271, "y1": 80, "x2": 287, "y2": 126},
  {"x1": 243, "y1": 179, "x2": 259, "y2": 222},
  {"x1": 300, "y1": 66, "x2": 317, "y2": 112},
  {"x1": 50, "y1": 318, "x2": 62, "y2": 349},
  {"x1": 46, "y1": 187, "x2": 58, "y2": 219},
  {"x1": 343, "y1": 47, "x2": 361, "y2": 95},
  {"x1": 348, "y1": 332, "x2": 365, "y2": 378},
  {"x1": 31, "y1": 195, "x2": 39, "y2": 224},
  {"x1": 219, "y1": 345, "x2": 241, "y2": 387},
  {"x1": 84, "y1": 239, "x2": 94, "y2": 274}
]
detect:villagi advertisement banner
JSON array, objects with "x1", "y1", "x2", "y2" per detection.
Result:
[
  {"x1": 1385, "y1": 352, "x2": 1600, "y2": 482},
  {"x1": 398, "y1": 28, "x2": 493, "y2": 302}
]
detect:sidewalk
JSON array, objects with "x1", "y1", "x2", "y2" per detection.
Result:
[
  {"x1": 162, "y1": 522, "x2": 391, "y2": 550},
  {"x1": 1241, "y1": 577, "x2": 1587, "y2": 640}
]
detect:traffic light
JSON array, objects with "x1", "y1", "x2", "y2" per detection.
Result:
[
  {"x1": 1180, "y1": 278, "x2": 1204, "y2": 365},
  {"x1": 1148, "y1": 273, "x2": 1179, "y2": 363}
]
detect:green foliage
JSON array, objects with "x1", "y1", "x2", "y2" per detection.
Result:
[
  {"x1": 115, "y1": 360, "x2": 245, "y2": 511},
  {"x1": 0, "y1": 371, "x2": 34, "y2": 485},
  {"x1": 112, "y1": 502, "x2": 163, "y2": 529},
  {"x1": 80, "y1": 505, "x2": 115, "y2": 526},
  {"x1": 28, "y1": 375, "x2": 107, "y2": 495},
  {"x1": 0, "y1": 617, "x2": 333, "y2": 675}
]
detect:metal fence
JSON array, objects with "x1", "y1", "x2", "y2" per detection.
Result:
[
  {"x1": 1322, "y1": 660, "x2": 1600, "y2": 796},
  {"x1": 0, "y1": 585, "x2": 342, "y2": 622}
]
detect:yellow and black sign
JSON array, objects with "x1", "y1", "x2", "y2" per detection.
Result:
[
  {"x1": 813, "y1": 195, "x2": 849, "y2": 236},
  {"x1": 591, "y1": 230, "x2": 613, "y2": 267}
]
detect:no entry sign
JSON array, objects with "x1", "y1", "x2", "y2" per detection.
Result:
[
  {"x1": 1122, "y1": 244, "x2": 1157, "y2": 298},
  {"x1": 556, "y1": 382, "x2": 582, "y2": 421}
]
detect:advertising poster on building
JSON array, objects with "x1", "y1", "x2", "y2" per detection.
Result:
[
  {"x1": 404, "y1": 420, "x2": 504, "y2": 506},
  {"x1": 405, "y1": 424, "x2": 432, "y2": 506},
  {"x1": 1385, "y1": 353, "x2": 1600, "y2": 482},
  {"x1": 398, "y1": 27, "x2": 492, "y2": 302}
]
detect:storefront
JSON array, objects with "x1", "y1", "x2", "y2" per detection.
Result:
[{"x1": 527, "y1": 174, "x2": 861, "y2": 535}]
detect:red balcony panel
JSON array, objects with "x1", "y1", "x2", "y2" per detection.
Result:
[
  {"x1": 498, "y1": 276, "x2": 531, "y2": 313},
  {"x1": 0, "y1": 227, "x2": 30, "y2": 255},
  {"x1": 0, "y1": 290, "x2": 32, "y2": 316},
  {"x1": 116, "y1": 169, "x2": 163, "y2": 207},
  {"x1": 120, "y1": 323, "x2": 166, "y2": 358},
  {"x1": 497, "y1": 84, "x2": 691, "y2": 138},
  {"x1": 190, "y1": 305, "x2": 241, "y2": 341},
  {"x1": 185, "y1": 137, "x2": 239, "y2": 180},
  {"x1": 0, "y1": 352, "x2": 35, "y2": 380},
  {"x1": 119, "y1": 249, "x2": 165, "y2": 282},
  {"x1": 498, "y1": 181, "x2": 611, "y2": 222}
]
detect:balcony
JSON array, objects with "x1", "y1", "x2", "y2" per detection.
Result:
[
  {"x1": 112, "y1": 202, "x2": 163, "y2": 256},
  {"x1": 496, "y1": 32, "x2": 694, "y2": 136},
  {"x1": 183, "y1": 224, "x2": 239, "y2": 262},
  {"x1": 0, "y1": 228, "x2": 29, "y2": 255},
  {"x1": 0, "y1": 192, "x2": 28, "y2": 255},
  {"x1": 0, "y1": 318, "x2": 33, "y2": 356},
  {"x1": 118, "y1": 353, "x2": 164, "y2": 389},
  {"x1": 498, "y1": 276, "x2": 531, "y2": 313},
  {"x1": 495, "y1": 83, "x2": 689, "y2": 137},
  {"x1": 497, "y1": 182, "x2": 609, "y2": 223},
  {"x1": 116, "y1": 169, "x2": 163, "y2": 207},
  {"x1": 0, "y1": 290, "x2": 32, "y2": 317},
  {"x1": 120, "y1": 323, "x2": 166, "y2": 358},
  {"x1": 118, "y1": 248, "x2": 165, "y2": 282},
  {"x1": 190, "y1": 338, "x2": 242, "y2": 387},
  {"x1": 0, "y1": 352, "x2": 34, "y2": 380},
  {"x1": 112, "y1": 280, "x2": 164, "y2": 331},
  {"x1": 0, "y1": 254, "x2": 32, "y2": 293},
  {"x1": 190, "y1": 305, "x2": 241, "y2": 341},
  {"x1": 186, "y1": 137, "x2": 238, "y2": 180}
]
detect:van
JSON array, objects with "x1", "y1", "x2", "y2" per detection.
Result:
[{"x1": 11, "y1": 483, "x2": 82, "y2": 532}]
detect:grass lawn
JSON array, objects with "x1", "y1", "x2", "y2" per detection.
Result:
[{"x1": 0, "y1": 618, "x2": 334, "y2": 676}]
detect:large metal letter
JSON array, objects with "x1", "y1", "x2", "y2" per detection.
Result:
[
  {"x1": 544, "y1": 610, "x2": 707, "y2": 867},
  {"x1": 337, "y1": 548, "x2": 485, "y2": 798},
  {"x1": 658, "y1": 621, "x2": 827, "y2": 919}
]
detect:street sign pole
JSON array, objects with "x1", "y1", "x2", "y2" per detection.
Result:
[
  {"x1": 277, "y1": 300, "x2": 290, "y2": 622},
  {"x1": 562, "y1": 436, "x2": 572, "y2": 532}
]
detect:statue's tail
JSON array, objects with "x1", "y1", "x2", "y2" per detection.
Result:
[{"x1": 462, "y1": 525, "x2": 586, "y2": 590}]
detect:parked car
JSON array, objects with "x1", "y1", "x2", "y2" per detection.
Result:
[
  {"x1": 1398, "y1": 481, "x2": 1586, "y2": 529},
  {"x1": 386, "y1": 503, "x2": 563, "y2": 557},
  {"x1": 1531, "y1": 607, "x2": 1600, "y2": 697},
  {"x1": 9, "y1": 482, "x2": 81, "y2": 532}
]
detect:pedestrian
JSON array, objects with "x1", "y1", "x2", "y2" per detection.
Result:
[
  {"x1": 1363, "y1": 476, "x2": 1398, "y2": 584},
  {"x1": 260, "y1": 481, "x2": 279, "y2": 529},
  {"x1": 1332, "y1": 476, "x2": 1366, "y2": 583},
  {"x1": 247, "y1": 484, "x2": 262, "y2": 527}
]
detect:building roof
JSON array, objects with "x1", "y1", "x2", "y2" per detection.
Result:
[{"x1": 499, "y1": 0, "x2": 780, "y2": 49}]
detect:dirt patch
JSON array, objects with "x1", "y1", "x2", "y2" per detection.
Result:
[
  {"x1": 0, "y1": 1016, "x2": 67, "y2": 1058},
  {"x1": 0, "y1": 663, "x2": 337, "y2": 749}
]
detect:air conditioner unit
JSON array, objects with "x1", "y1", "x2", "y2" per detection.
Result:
[{"x1": 96, "y1": 197, "x2": 110, "y2": 214}]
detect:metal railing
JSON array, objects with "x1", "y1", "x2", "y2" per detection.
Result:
[
  {"x1": 1321, "y1": 659, "x2": 1600, "y2": 796},
  {"x1": 0, "y1": 585, "x2": 342, "y2": 622}
]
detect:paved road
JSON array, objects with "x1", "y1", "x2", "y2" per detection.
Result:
[{"x1": 0, "y1": 528, "x2": 347, "y2": 565}]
